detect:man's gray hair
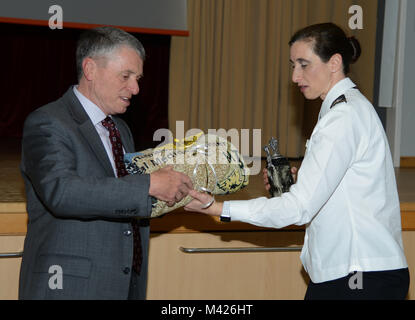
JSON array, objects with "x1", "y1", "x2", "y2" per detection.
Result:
[{"x1": 76, "y1": 26, "x2": 146, "y2": 81}]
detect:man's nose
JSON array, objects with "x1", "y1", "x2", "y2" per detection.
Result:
[{"x1": 129, "y1": 79, "x2": 140, "y2": 95}]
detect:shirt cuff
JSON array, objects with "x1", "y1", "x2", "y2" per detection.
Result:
[
  {"x1": 221, "y1": 201, "x2": 231, "y2": 218},
  {"x1": 221, "y1": 200, "x2": 256, "y2": 223},
  {"x1": 225, "y1": 198, "x2": 269, "y2": 225}
]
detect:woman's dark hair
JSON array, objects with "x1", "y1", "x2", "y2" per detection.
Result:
[{"x1": 289, "y1": 23, "x2": 361, "y2": 74}]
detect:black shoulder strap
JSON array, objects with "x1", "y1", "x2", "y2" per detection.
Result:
[
  {"x1": 330, "y1": 94, "x2": 347, "y2": 109},
  {"x1": 330, "y1": 86, "x2": 358, "y2": 109}
]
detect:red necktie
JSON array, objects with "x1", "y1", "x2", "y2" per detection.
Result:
[{"x1": 101, "y1": 116, "x2": 142, "y2": 274}]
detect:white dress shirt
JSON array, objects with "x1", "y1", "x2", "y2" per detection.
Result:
[
  {"x1": 223, "y1": 78, "x2": 408, "y2": 283},
  {"x1": 73, "y1": 86, "x2": 122, "y2": 177}
]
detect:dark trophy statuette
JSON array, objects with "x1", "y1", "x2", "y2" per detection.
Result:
[{"x1": 264, "y1": 137, "x2": 294, "y2": 197}]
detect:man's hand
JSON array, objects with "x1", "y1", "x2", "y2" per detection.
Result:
[
  {"x1": 184, "y1": 190, "x2": 223, "y2": 216},
  {"x1": 149, "y1": 166, "x2": 193, "y2": 206},
  {"x1": 262, "y1": 166, "x2": 298, "y2": 191}
]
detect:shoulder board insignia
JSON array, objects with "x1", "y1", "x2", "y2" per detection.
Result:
[{"x1": 330, "y1": 94, "x2": 347, "y2": 109}]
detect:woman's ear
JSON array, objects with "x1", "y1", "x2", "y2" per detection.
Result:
[{"x1": 328, "y1": 53, "x2": 343, "y2": 74}]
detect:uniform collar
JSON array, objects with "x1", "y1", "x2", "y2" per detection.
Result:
[{"x1": 319, "y1": 77, "x2": 356, "y2": 120}]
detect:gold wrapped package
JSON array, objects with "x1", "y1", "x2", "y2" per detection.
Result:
[{"x1": 124, "y1": 132, "x2": 250, "y2": 217}]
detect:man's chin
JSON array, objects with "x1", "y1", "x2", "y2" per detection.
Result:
[{"x1": 117, "y1": 101, "x2": 130, "y2": 113}]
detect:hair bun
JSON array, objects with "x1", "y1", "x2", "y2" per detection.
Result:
[{"x1": 348, "y1": 36, "x2": 361, "y2": 63}]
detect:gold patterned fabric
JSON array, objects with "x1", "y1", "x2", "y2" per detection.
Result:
[{"x1": 124, "y1": 133, "x2": 250, "y2": 217}]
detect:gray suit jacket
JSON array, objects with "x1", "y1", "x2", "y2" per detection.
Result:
[{"x1": 19, "y1": 87, "x2": 152, "y2": 299}]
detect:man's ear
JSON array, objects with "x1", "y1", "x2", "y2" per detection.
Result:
[
  {"x1": 328, "y1": 53, "x2": 343, "y2": 73},
  {"x1": 82, "y1": 57, "x2": 96, "y2": 81}
]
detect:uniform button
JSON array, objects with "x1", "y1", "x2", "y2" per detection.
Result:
[
  {"x1": 124, "y1": 230, "x2": 132, "y2": 236},
  {"x1": 123, "y1": 267, "x2": 130, "y2": 274}
]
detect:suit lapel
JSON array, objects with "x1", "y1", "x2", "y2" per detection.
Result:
[
  {"x1": 79, "y1": 121, "x2": 115, "y2": 177},
  {"x1": 62, "y1": 87, "x2": 115, "y2": 177}
]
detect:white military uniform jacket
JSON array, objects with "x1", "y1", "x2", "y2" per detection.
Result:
[{"x1": 224, "y1": 77, "x2": 408, "y2": 283}]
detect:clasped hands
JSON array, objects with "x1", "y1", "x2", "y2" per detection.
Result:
[
  {"x1": 150, "y1": 165, "x2": 298, "y2": 217},
  {"x1": 148, "y1": 165, "x2": 222, "y2": 214}
]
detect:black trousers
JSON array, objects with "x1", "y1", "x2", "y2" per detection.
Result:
[{"x1": 305, "y1": 268, "x2": 410, "y2": 300}]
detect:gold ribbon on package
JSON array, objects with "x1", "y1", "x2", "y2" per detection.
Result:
[{"x1": 124, "y1": 132, "x2": 250, "y2": 218}]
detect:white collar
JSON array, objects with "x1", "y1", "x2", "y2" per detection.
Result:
[
  {"x1": 73, "y1": 86, "x2": 108, "y2": 126},
  {"x1": 319, "y1": 77, "x2": 356, "y2": 120}
]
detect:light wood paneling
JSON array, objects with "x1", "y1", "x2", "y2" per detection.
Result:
[
  {"x1": 147, "y1": 231, "x2": 308, "y2": 300},
  {"x1": 2, "y1": 232, "x2": 415, "y2": 300},
  {"x1": 0, "y1": 213, "x2": 27, "y2": 235},
  {"x1": 402, "y1": 231, "x2": 415, "y2": 300},
  {"x1": 0, "y1": 236, "x2": 25, "y2": 300},
  {"x1": 147, "y1": 231, "x2": 415, "y2": 300}
]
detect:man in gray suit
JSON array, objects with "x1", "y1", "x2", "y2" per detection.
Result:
[{"x1": 19, "y1": 26, "x2": 193, "y2": 299}]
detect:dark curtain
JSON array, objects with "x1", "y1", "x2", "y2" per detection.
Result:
[{"x1": 0, "y1": 23, "x2": 169, "y2": 151}]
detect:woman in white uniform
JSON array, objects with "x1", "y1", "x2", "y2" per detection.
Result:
[{"x1": 185, "y1": 23, "x2": 409, "y2": 300}]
